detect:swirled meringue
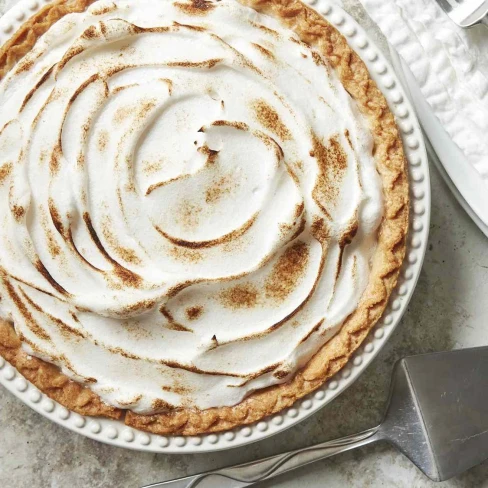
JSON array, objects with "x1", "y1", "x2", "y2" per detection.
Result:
[{"x1": 0, "y1": 0, "x2": 383, "y2": 411}]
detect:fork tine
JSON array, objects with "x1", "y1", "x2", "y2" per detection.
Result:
[
  {"x1": 437, "y1": 0, "x2": 488, "y2": 26},
  {"x1": 436, "y1": 0, "x2": 453, "y2": 12}
]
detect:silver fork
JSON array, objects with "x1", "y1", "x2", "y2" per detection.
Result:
[
  {"x1": 436, "y1": 0, "x2": 488, "y2": 27},
  {"x1": 142, "y1": 347, "x2": 488, "y2": 487}
]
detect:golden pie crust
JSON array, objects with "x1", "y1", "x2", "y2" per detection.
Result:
[{"x1": 0, "y1": 0, "x2": 409, "y2": 435}]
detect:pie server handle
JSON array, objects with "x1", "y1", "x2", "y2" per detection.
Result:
[{"x1": 140, "y1": 427, "x2": 379, "y2": 488}]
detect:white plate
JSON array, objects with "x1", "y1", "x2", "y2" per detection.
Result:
[
  {"x1": 0, "y1": 0, "x2": 430, "y2": 453},
  {"x1": 389, "y1": 47, "x2": 488, "y2": 238}
]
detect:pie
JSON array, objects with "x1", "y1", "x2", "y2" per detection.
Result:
[{"x1": 0, "y1": 0, "x2": 408, "y2": 435}]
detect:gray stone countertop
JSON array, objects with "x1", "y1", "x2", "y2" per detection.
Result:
[{"x1": 1, "y1": 1, "x2": 488, "y2": 487}]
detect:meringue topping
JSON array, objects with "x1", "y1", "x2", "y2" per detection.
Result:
[{"x1": 0, "y1": 0, "x2": 383, "y2": 412}]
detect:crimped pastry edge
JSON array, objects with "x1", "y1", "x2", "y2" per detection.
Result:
[{"x1": 0, "y1": 0, "x2": 409, "y2": 435}]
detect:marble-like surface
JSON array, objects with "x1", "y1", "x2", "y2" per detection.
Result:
[{"x1": 1, "y1": 1, "x2": 488, "y2": 487}]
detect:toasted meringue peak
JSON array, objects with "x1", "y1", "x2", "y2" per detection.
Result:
[{"x1": 0, "y1": 0, "x2": 383, "y2": 411}]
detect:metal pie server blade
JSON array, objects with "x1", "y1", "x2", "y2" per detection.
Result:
[
  {"x1": 384, "y1": 347, "x2": 488, "y2": 481},
  {"x1": 143, "y1": 347, "x2": 488, "y2": 487}
]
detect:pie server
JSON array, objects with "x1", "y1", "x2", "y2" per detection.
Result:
[{"x1": 142, "y1": 347, "x2": 488, "y2": 487}]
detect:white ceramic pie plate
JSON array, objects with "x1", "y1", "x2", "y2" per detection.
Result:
[
  {"x1": 389, "y1": 47, "x2": 488, "y2": 239},
  {"x1": 0, "y1": 0, "x2": 430, "y2": 453}
]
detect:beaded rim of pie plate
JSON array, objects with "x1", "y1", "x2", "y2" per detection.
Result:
[{"x1": 0, "y1": 0, "x2": 430, "y2": 453}]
